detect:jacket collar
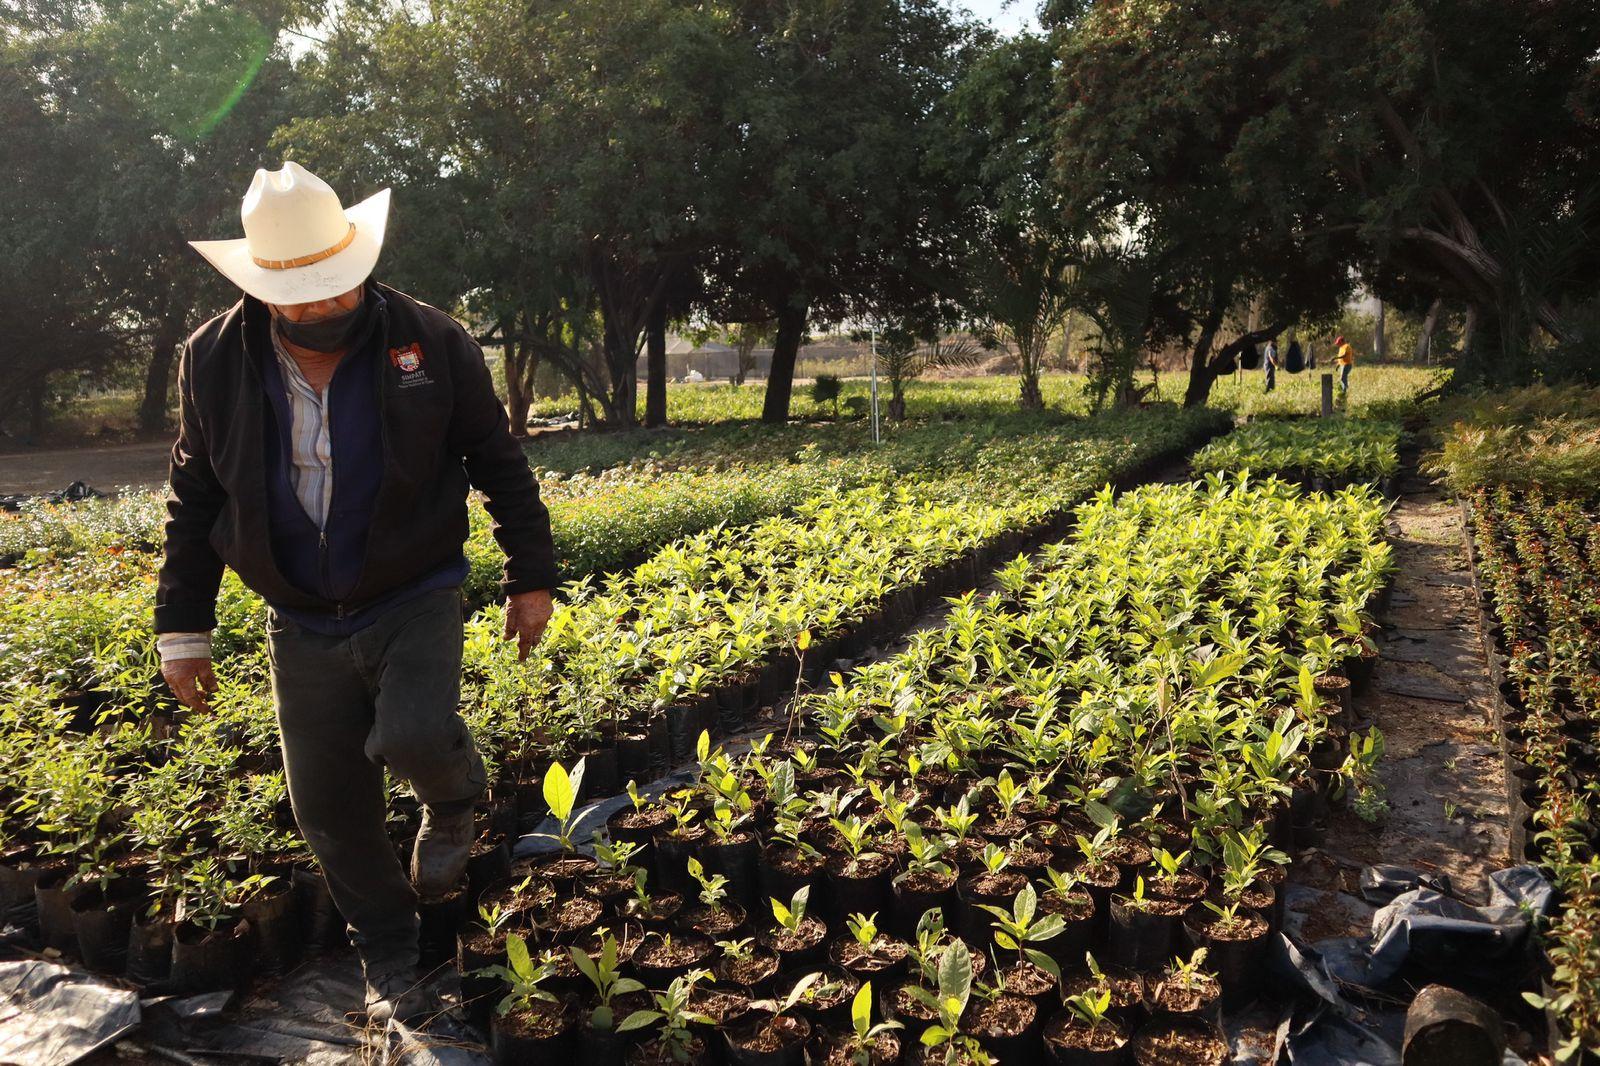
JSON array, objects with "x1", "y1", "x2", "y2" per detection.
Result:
[{"x1": 238, "y1": 280, "x2": 389, "y2": 378}]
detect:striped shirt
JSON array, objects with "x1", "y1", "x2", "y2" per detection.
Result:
[{"x1": 270, "y1": 329, "x2": 336, "y2": 529}]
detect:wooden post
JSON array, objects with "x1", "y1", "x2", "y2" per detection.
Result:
[{"x1": 1320, "y1": 373, "x2": 1334, "y2": 417}]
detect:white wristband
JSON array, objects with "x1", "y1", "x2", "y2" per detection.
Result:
[{"x1": 157, "y1": 632, "x2": 213, "y2": 663}]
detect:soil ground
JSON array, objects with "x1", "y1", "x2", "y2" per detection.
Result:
[
  {"x1": 1285, "y1": 464, "x2": 1508, "y2": 941},
  {"x1": 0, "y1": 440, "x2": 174, "y2": 495}
]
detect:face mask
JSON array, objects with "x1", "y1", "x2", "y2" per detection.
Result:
[{"x1": 274, "y1": 296, "x2": 370, "y2": 353}]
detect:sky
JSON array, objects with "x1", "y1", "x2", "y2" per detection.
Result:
[{"x1": 949, "y1": 0, "x2": 1040, "y2": 36}]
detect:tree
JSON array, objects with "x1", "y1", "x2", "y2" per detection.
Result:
[
  {"x1": 856, "y1": 324, "x2": 982, "y2": 421},
  {"x1": 3, "y1": 0, "x2": 301, "y2": 434},
  {"x1": 928, "y1": 31, "x2": 1092, "y2": 411},
  {"x1": 279, "y1": 0, "x2": 733, "y2": 429},
  {"x1": 700, "y1": 0, "x2": 983, "y2": 423},
  {"x1": 1052, "y1": 0, "x2": 1600, "y2": 398}
]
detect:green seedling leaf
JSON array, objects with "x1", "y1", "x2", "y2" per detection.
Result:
[
  {"x1": 937, "y1": 940, "x2": 973, "y2": 1019},
  {"x1": 544, "y1": 761, "x2": 574, "y2": 823},
  {"x1": 618, "y1": 1009, "x2": 662, "y2": 1032},
  {"x1": 851, "y1": 981, "x2": 873, "y2": 1035}
]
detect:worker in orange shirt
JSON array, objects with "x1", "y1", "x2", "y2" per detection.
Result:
[{"x1": 1334, "y1": 334, "x2": 1355, "y2": 397}]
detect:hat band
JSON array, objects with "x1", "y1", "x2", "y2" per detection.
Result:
[{"x1": 251, "y1": 222, "x2": 357, "y2": 270}]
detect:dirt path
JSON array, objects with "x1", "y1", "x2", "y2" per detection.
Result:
[
  {"x1": 1286, "y1": 466, "x2": 1508, "y2": 941},
  {"x1": 0, "y1": 441, "x2": 174, "y2": 495}
]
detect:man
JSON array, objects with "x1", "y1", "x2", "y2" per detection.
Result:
[
  {"x1": 1334, "y1": 333, "x2": 1356, "y2": 396},
  {"x1": 156, "y1": 162, "x2": 557, "y2": 1023},
  {"x1": 1263, "y1": 337, "x2": 1278, "y2": 393}
]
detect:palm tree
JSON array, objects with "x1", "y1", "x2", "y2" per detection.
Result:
[{"x1": 868, "y1": 326, "x2": 985, "y2": 421}]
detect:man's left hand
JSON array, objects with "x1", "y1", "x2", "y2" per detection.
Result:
[{"x1": 503, "y1": 589, "x2": 554, "y2": 660}]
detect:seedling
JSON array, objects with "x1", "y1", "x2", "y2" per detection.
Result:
[
  {"x1": 618, "y1": 969, "x2": 715, "y2": 1055},
  {"x1": 934, "y1": 795, "x2": 979, "y2": 843},
  {"x1": 1120, "y1": 875, "x2": 1154, "y2": 913},
  {"x1": 898, "y1": 823, "x2": 952, "y2": 880},
  {"x1": 593, "y1": 836, "x2": 643, "y2": 879},
  {"x1": 846, "y1": 912, "x2": 881, "y2": 949},
  {"x1": 625, "y1": 779, "x2": 649, "y2": 814},
  {"x1": 1063, "y1": 986, "x2": 1114, "y2": 1030},
  {"x1": 571, "y1": 934, "x2": 647, "y2": 1031},
  {"x1": 976, "y1": 843, "x2": 1010, "y2": 877},
  {"x1": 751, "y1": 970, "x2": 823, "y2": 1017},
  {"x1": 840, "y1": 981, "x2": 904, "y2": 1064},
  {"x1": 716, "y1": 937, "x2": 756, "y2": 964},
  {"x1": 770, "y1": 885, "x2": 811, "y2": 935},
  {"x1": 1163, "y1": 947, "x2": 1211, "y2": 991},
  {"x1": 908, "y1": 940, "x2": 985, "y2": 1062},
  {"x1": 476, "y1": 901, "x2": 517, "y2": 938},
  {"x1": 477, "y1": 932, "x2": 559, "y2": 1017},
  {"x1": 1042, "y1": 866, "x2": 1084, "y2": 900},
  {"x1": 978, "y1": 882, "x2": 1065, "y2": 980},
  {"x1": 687, "y1": 857, "x2": 729, "y2": 913},
  {"x1": 830, "y1": 814, "x2": 881, "y2": 874},
  {"x1": 537, "y1": 758, "x2": 588, "y2": 852},
  {"x1": 989, "y1": 771, "x2": 1024, "y2": 819}
]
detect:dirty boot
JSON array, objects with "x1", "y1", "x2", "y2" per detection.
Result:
[
  {"x1": 363, "y1": 959, "x2": 431, "y2": 1026},
  {"x1": 410, "y1": 804, "x2": 474, "y2": 897}
]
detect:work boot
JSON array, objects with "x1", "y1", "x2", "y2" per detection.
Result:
[
  {"x1": 363, "y1": 960, "x2": 430, "y2": 1026},
  {"x1": 410, "y1": 804, "x2": 475, "y2": 897}
]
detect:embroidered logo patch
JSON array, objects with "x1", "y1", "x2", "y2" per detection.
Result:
[
  {"x1": 388, "y1": 342, "x2": 433, "y2": 388},
  {"x1": 389, "y1": 343, "x2": 423, "y2": 373}
]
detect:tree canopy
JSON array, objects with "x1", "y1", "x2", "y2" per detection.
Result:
[{"x1": 3, "y1": 0, "x2": 1595, "y2": 438}]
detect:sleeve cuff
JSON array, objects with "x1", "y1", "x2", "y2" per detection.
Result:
[{"x1": 157, "y1": 632, "x2": 213, "y2": 662}]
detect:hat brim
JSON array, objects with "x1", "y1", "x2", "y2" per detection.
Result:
[{"x1": 189, "y1": 188, "x2": 390, "y2": 305}]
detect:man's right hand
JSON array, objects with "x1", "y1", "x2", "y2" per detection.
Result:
[{"x1": 162, "y1": 658, "x2": 218, "y2": 712}]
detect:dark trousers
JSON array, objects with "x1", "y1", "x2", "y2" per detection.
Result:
[
  {"x1": 267, "y1": 586, "x2": 486, "y2": 969},
  {"x1": 1264, "y1": 364, "x2": 1276, "y2": 392},
  {"x1": 1339, "y1": 362, "x2": 1352, "y2": 394}
]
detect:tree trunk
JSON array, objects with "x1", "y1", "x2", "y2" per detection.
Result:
[
  {"x1": 1190, "y1": 320, "x2": 1289, "y2": 408},
  {"x1": 1416, "y1": 298, "x2": 1443, "y2": 363},
  {"x1": 736, "y1": 335, "x2": 757, "y2": 386},
  {"x1": 599, "y1": 317, "x2": 638, "y2": 428},
  {"x1": 1183, "y1": 282, "x2": 1231, "y2": 407},
  {"x1": 1462, "y1": 304, "x2": 1479, "y2": 359},
  {"x1": 27, "y1": 383, "x2": 47, "y2": 441},
  {"x1": 1374, "y1": 300, "x2": 1388, "y2": 361},
  {"x1": 760, "y1": 297, "x2": 809, "y2": 424},
  {"x1": 504, "y1": 346, "x2": 530, "y2": 438},
  {"x1": 137, "y1": 324, "x2": 185, "y2": 433},
  {"x1": 644, "y1": 303, "x2": 667, "y2": 427},
  {"x1": 1018, "y1": 358, "x2": 1044, "y2": 410},
  {"x1": 501, "y1": 317, "x2": 532, "y2": 438}
]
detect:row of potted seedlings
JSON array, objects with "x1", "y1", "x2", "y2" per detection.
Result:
[
  {"x1": 467, "y1": 746, "x2": 1288, "y2": 1065},
  {"x1": 1189, "y1": 418, "x2": 1402, "y2": 496},
  {"x1": 461, "y1": 475, "x2": 1393, "y2": 1063},
  {"x1": 1461, "y1": 483, "x2": 1600, "y2": 1062},
  {"x1": 0, "y1": 422, "x2": 1225, "y2": 992}
]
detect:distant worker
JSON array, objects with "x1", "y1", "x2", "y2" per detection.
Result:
[
  {"x1": 1263, "y1": 338, "x2": 1279, "y2": 393},
  {"x1": 1334, "y1": 334, "x2": 1355, "y2": 396}
]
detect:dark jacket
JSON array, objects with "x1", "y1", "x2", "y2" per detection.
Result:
[{"x1": 155, "y1": 282, "x2": 558, "y2": 634}]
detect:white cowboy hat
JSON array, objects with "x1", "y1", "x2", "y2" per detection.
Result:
[{"x1": 189, "y1": 161, "x2": 390, "y2": 305}]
